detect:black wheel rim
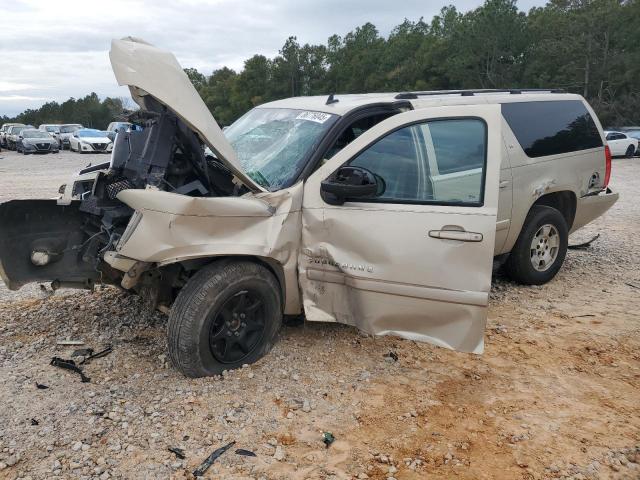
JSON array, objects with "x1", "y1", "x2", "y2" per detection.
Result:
[{"x1": 208, "y1": 289, "x2": 266, "y2": 364}]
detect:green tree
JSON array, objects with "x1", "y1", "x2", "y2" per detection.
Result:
[{"x1": 6, "y1": 1, "x2": 640, "y2": 127}]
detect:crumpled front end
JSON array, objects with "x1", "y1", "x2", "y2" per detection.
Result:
[{"x1": 106, "y1": 185, "x2": 304, "y2": 314}]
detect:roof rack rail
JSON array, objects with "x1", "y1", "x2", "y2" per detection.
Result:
[{"x1": 395, "y1": 88, "x2": 565, "y2": 100}]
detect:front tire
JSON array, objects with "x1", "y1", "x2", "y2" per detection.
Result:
[
  {"x1": 505, "y1": 205, "x2": 568, "y2": 285},
  {"x1": 168, "y1": 261, "x2": 282, "y2": 377}
]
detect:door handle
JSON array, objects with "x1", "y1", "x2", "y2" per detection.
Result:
[
  {"x1": 499, "y1": 180, "x2": 510, "y2": 189},
  {"x1": 429, "y1": 228, "x2": 483, "y2": 242}
]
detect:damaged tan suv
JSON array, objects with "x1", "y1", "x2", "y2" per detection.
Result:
[{"x1": 0, "y1": 38, "x2": 618, "y2": 377}]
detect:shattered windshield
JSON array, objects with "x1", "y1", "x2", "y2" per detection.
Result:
[{"x1": 224, "y1": 108, "x2": 338, "y2": 190}]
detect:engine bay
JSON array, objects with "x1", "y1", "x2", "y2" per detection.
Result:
[{"x1": 0, "y1": 98, "x2": 244, "y2": 293}]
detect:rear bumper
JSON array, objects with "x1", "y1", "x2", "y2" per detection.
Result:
[{"x1": 571, "y1": 187, "x2": 619, "y2": 232}]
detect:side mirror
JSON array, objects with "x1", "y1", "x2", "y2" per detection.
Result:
[{"x1": 321, "y1": 166, "x2": 382, "y2": 205}]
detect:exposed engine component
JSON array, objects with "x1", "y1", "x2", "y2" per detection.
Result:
[{"x1": 0, "y1": 98, "x2": 241, "y2": 293}]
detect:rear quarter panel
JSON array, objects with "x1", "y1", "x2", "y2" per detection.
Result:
[{"x1": 499, "y1": 112, "x2": 606, "y2": 254}]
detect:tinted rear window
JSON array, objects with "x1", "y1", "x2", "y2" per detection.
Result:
[{"x1": 502, "y1": 100, "x2": 602, "y2": 158}]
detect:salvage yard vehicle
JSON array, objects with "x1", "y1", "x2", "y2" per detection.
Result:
[
  {"x1": 55, "y1": 124, "x2": 83, "y2": 149},
  {"x1": 68, "y1": 128, "x2": 113, "y2": 153},
  {"x1": 38, "y1": 124, "x2": 61, "y2": 135},
  {"x1": 0, "y1": 123, "x2": 25, "y2": 148},
  {"x1": 15, "y1": 129, "x2": 59, "y2": 154},
  {"x1": 603, "y1": 130, "x2": 638, "y2": 157},
  {"x1": 5, "y1": 124, "x2": 34, "y2": 150},
  {"x1": 0, "y1": 38, "x2": 619, "y2": 377},
  {"x1": 105, "y1": 121, "x2": 131, "y2": 141}
]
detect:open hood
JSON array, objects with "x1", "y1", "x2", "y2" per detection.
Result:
[{"x1": 109, "y1": 37, "x2": 264, "y2": 192}]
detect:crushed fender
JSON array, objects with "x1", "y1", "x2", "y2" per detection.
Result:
[
  {"x1": 193, "y1": 441, "x2": 235, "y2": 477},
  {"x1": 50, "y1": 357, "x2": 90, "y2": 383},
  {"x1": 568, "y1": 233, "x2": 600, "y2": 250},
  {"x1": 168, "y1": 447, "x2": 185, "y2": 459}
]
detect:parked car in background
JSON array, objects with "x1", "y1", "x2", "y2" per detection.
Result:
[
  {"x1": 69, "y1": 128, "x2": 113, "y2": 153},
  {"x1": 106, "y1": 121, "x2": 131, "y2": 138},
  {"x1": 5, "y1": 125, "x2": 34, "y2": 150},
  {"x1": 38, "y1": 124, "x2": 61, "y2": 136},
  {"x1": 16, "y1": 129, "x2": 59, "y2": 154},
  {"x1": 105, "y1": 121, "x2": 143, "y2": 141},
  {"x1": 1, "y1": 123, "x2": 25, "y2": 148},
  {"x1": 604, "y1": 130, "x2": 638, "y2": 157},
  {"x1": 614, "y1": 127, "x2": 640, "y2": 156},
  {"x1": 56, "y1": 124, "x2": 83, "y2": 149}
]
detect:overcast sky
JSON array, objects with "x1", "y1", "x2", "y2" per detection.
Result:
[{"x1": 0, "y1": 0, "x2": 544, "y2": 116}]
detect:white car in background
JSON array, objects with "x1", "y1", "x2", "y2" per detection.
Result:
[
  {"x1": 56, "y1": 124, "x2": 84, "y2": 149},
  {"x1": 69, "y1": 128, "x2": 113, "y2": 153},
  {"x1": 38, "y1": 124, "x2": 61, "y2": 136},
  {"x1": 604, "y1": 130, "x2": 638, "y2": 157}
]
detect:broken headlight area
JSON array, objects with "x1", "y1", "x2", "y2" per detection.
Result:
[
  {"x1": 0, "y1": 199, "x2": 121, "y2": 291},
  {"x1": 0, "y1": 97, "x2": 242, "y2": 293}
]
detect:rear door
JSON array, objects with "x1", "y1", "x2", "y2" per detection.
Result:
[{"x1": 299, "y1": 105, "x2": 501, "y2": 353}]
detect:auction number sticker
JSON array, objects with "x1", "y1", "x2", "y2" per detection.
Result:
[{"x1": 296, "y1": 111, "x2": 332, "y2": 124}]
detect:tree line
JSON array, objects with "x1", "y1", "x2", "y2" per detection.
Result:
[
  {"x1": 1, "y1": 93, "x2": 126, "y2": 130},
  {"x1": 3, "y1": 0, "x2": 638, "y2": 129},
  {"x1": 187, "y1": 0, "x2": 639, "y2": 127}
]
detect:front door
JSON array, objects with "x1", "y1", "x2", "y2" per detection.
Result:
[{"x1": 299, "y1": 105, "x2": 502, "y2": 353}]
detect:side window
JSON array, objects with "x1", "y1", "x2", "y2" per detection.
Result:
[
  {"x1": 502, "y1": 100, "x2": 603, "y2": 157},
  {"x1": 347, "y1": 118, "x2": 487, "y2": 205},
  {"x1": 324, "y1": 112, "x2": 397, "y2": 161}
]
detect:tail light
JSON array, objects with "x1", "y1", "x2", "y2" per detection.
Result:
[{"x1": 604, "y1": 145, "x2": 612, "y2": 187}]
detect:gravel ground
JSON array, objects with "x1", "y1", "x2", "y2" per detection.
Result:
[{"x1": 0, "y1": 149, "x2": 638, "y2": 480}]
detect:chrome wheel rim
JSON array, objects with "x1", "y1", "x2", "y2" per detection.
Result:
[{"x1": 530, "y1": 224, "x2": 560, "y2": 272}]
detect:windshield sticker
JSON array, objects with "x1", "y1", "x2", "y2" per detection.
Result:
[{"x1": 296, "y1": 111, "x2": 332, "y2": 124}]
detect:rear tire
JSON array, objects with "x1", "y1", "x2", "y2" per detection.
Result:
[
  {"x1": 168, "y1": 261, "x2": 282, "y2": 377},
  {"x1": 625, "y1": 145, "x2": 635, "y2": 158},
  {"x1": 505, "y1": 205, "x2": 568, "y2": 285}
]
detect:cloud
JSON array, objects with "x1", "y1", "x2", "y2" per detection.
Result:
[
  {"x1": 1, "y1": 0, "x2": 544, "y2": 116},
  {"x1": 0, "y1": 95, "x2": 47, "y2": 101}
]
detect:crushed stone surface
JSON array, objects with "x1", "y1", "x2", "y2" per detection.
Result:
[{"x1": 0, "y1": 150, "x2": 638, "y2": 479}]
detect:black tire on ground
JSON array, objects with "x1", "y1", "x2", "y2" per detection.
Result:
[
  {"x1": 625, "y1": 145, "x2": 635, "y2": 158},
  {"x1": 504, "y1": 205, "x2": 568, "y2": 285},
  {"x1": 168, "y1": 261, "x2": 282, "y2": 377}
]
